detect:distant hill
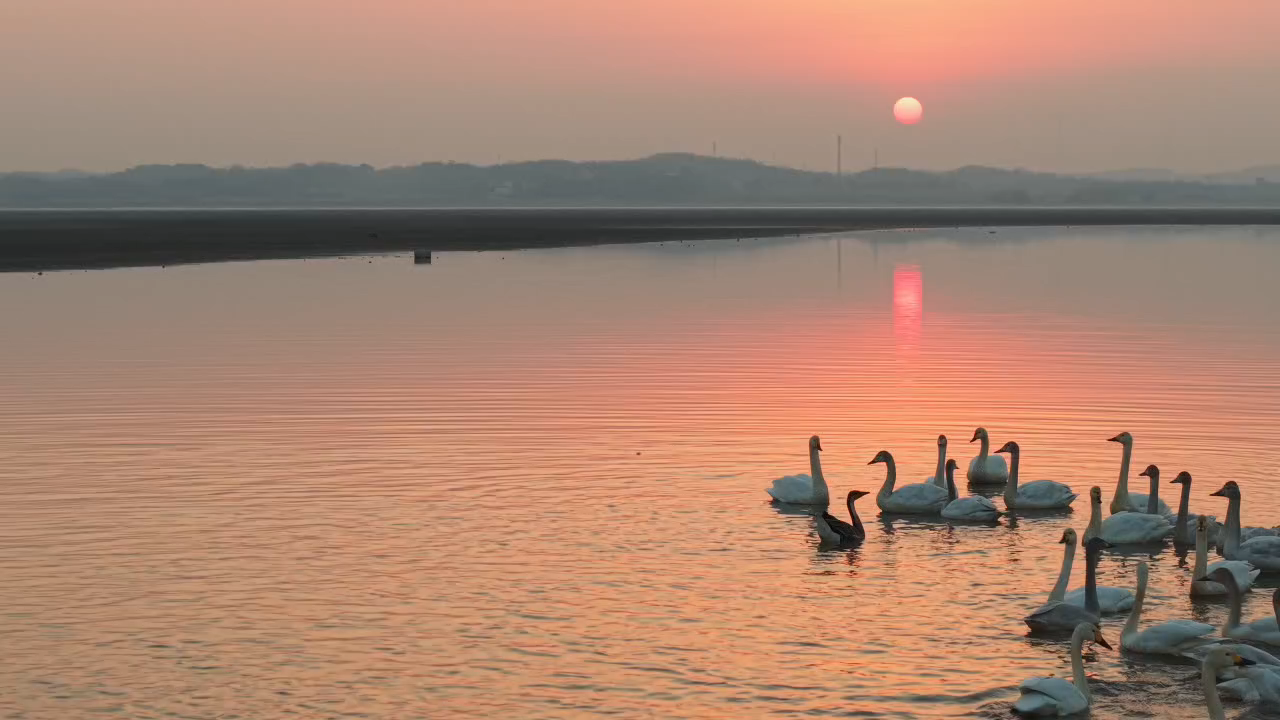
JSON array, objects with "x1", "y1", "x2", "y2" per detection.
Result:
[{"x1": 1, "y1": 154, "x2": 1277, "y2": 208}]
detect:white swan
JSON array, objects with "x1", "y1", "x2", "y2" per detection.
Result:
[
  {"x1": 1045, "y1": 528, "x2": 1135, "y2": 613},
  {"x1": 767, "y1": 435, "x2": 830, "y2": 505},
  {"x1": 1200, "y1": 567, "x2": 1280, "y2": 646},
  {"x1": 967, "y1": 427, "x2": 1009, "y2": 485},
  {"x1": 1191, "y1": 515, "x2": 1259, "y2": 597},
  {"x1": 941, "y1": 459, "x2": 1003, "y2": 522},
  {"x1": 871, "y1": 450, "x2": 949, "y2": 515},
  {"x1": 1106, "y1": 433, "x2": 1172, "y2": 515},
  {"x1": 1201, "y1": 647, "x2": 1259, "y2": 720},
  {"x1": 1025, "y1": 536, "x2": 1107, "y2": 632},
  {"x1": 1013, "y1": 622, "x2": 1111, "y2": 716},
  {"x1": 1083, "y1": 486, "x2": 1171, "y2": 545},
  {"x1": 994, "y1": 441, "x2": 1077, "y2": 510},
  {"x1": 815, "y1": 490, "x2": 870, "y2": 546},
  {"x1": 1212, "y1": 481, "x2": 1280, "y2": 571},
  {"x1": 1120, "y1": 561, "x2": 1219, "y2": 656}
]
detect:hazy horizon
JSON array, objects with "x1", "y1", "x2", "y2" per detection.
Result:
[{"x1": 4, "y1": 1, "x2": 1279, "y2": 174}]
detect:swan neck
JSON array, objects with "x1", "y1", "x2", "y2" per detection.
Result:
[
  {"x1": 933, "y1": 444, "x2": 947, "y2": 489},
  {"x1": 809, "y1": 448, "x2": 829, "y2": 500},
  {"x1": 1086, "y1": 497, "x2": 1102, "y2": 541},
  {"x1": 1203, "y1": 658, "x2": 1226, "y2": 720},
  {"x1": 844, "y1": 491, "x2": 865, "y2": 538},
  {"x1": 1048, "y1": 538, "x2": 1076, "y2": 602},
  {"x1": 1069, "y1": 624, "x2": 1092, "y2": 705},
  {"x1": 1146, "y1": 472, "x2": 1159, "y2": 514},
  {"x1": 878, "y1": 458, "x2": 897, "y2": 498},
  {"x1": 1084, "y1": 547, "x2": 1100, "y2": 614},
  {"x1": 1123, "y1": 569, "x2": 1146, "y2": 642},
  {"x1": 1003, "y1": 447, "x2": 1020, "y2": 504},
  {"x1": 1116, "y1": 443, "x2": 1132, "y2": 500},
  {"x1": 1224, "y1": 573, "x2": 1243, "y2": 633},
  {"x1": 1177, "y1": 481, "x2": 1193, "y2": 537},
  {"x1": 1224, "y1": 496, "x2": 1242, "y2": 557},
  {"x1": 978, "y1": 433, "x2": 990, "y2": 461},
  {"x1": 1194, "y1": 524, "x2": 1208, "y2": 577},
  {"x1": 945, "y1": 465, "x2": 958, "y2": 502}
]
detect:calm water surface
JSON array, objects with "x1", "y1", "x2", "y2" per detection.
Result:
[{"x1": 4, "y1": 227, "x2": 1280, "y2": 719}]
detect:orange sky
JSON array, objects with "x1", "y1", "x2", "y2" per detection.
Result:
[{"x1": 2, "y1": 1, "x2": 1278, "y2": 172}]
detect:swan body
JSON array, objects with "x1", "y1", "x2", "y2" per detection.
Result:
[
  {"x1": 966, "y1": 427, "x2": 1009, "y2": 485},
  {"x1": 1200, "y1": 567, "x2": 1280, "y2": 646},
  {"x1": 941, "y1": 458, "x2": 1002, "y2": 522},
  {"x1": 1168, "y1": 471, "x2": 1221, "y2": 546},
  {"x1": 995, "y1": 442, "x2": 1076, "y2": 510},
  {"x1": 1045, "y1": 528, "x2": 1134, "y2": 613},
  {"x1": 1191, "y1": 515, "x2": 1259, "y2": 597},
  {"x1": 1064, "y1": 586, "x2": 1134, "y2": 614},
  {"x1": 815, "y1": 490, "x2": 869, "y2": 546},
  {"x1": 1213, "y1": 481, "x2": 1280, "y2": 571},
  {"x1": 1202, "y1": 647, "x2": 1259, "y2": 720},
  {"x1": 1106, "y1": 433, "x2": 1173, "y2": 516},
  {"x1": 1083, "y1": 486, "x2": 1171, "y2": 545},
  {"x1": 1026, "y1": 536, "x2": 1108, "y2": 632},
  {"x1": 767, "y1": 435, "x2": 830, "y2": 505},
  {"x1": 1013, "y1": 622, "x2": 1111, "y2": 716},
  {"x1": 870, "y1": 450, "x2": 949, "y2": 515},
  {"x1": 1121, "y1": 561, "x2": 1219, "y2": 656}
]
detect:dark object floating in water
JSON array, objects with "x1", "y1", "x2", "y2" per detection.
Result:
[{"x1": 414, "y1": 249, "x2": 432, "y2": 265}]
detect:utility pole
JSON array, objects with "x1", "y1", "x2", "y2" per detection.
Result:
[{"x1": 836, "y1": 135, "x2": 843, "y2": 176}]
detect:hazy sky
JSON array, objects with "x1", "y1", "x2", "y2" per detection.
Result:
[{"x1": 3, "y1": 1, "x2": 1278, "y2": 173}]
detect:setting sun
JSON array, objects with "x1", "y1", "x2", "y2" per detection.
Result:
[{"x1": 894, "y1": 97, "x2": 923, "y2": 125}]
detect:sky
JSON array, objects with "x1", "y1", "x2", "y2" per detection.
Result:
[{"x1": 2, "y1": 0, "x2": 1278, "y2": 174}]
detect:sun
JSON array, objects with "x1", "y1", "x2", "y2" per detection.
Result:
[{"x1": 893, "y1": 97, "x2": 923, "y2": 125}]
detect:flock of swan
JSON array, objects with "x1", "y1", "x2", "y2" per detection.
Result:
[{"x1": 767, "y1": 429, "x2": 1280, "y2": 718}]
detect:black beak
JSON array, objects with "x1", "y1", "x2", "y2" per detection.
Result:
[
  {"x1": 816, "y1": 442, "x2": 823, "y2": 452},
  {"x1": 970, "y1": 430, "x2": 980, "y2": 443},
  {"x1": 1240, "y1": 657, "x2": 1258, "y2": 666},
  {"x1": 1096, "y1": 636, "x2": 1113, "y2": 650},
  {"x1": 1107, "y1": 434, "x2": 1123, "y2": 442},
  {"x1": 1210, "y1": 489, "x2": 1227, "y2": 497},
  {"x1": 1138, "y1": 469, "x2": 1150, "y2": 477}
]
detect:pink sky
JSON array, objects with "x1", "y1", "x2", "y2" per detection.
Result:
[{"x1": 2, "y1": 0, "x2": 1277, "y2": 172}]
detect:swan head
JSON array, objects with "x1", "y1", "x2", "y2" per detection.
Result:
[
  {"x1": 1205, "y1": 646, "x2": 1257, "y2": 670},
  {"x1": 945, "y1": 458, "x2": 959, "y2": 473},
  {"x1": 1085, "y1": 536, "x2": 1113, "y2": 556},
  {"x1": 994, "y1": 441, "x2": 1018, "y2": 455},
  {"x1": 1059, "y1": 528, "x2": 1077, "y2": 545},
  {"x1": 1108, "y1": 431, "x2": 1133, "y2": 445},
  {"x1": 1089, "y1": 486, "x2": 1103, "y2": 505},
  {"x1": 1138, "y1": 464, "x2": 1159, "y2": 479},
  {"x1": 1210, "y1": 481, "x2": 1241, "y2": 500},
  {"x1": 936, "y1": 434, "x2": 947, "y2": 448},
  {"x1": 809, "y1": 435, "x2": 823, "y2": 452},
  {"x1": 846, "y1": 489, "x2": 870, "y2": 503},
  {"x1": 1197, "y1": 514, "x2": 1209, "y2": 533},
  {"x1": 970, "y1": 427, "x2": 987, "y2": 443},
  {"x1": 868, "y1": 450, "x2": 893, "y2": 466},
  {"x1": 1078, "y1": 622, "x2": 1113, "y2": 650},
  {"x1": 1169, "y1": 471, "x2": 1192, "y2": 486}
]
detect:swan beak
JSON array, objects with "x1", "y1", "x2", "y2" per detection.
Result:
[
  {"x1": 1138, "y1": 468, "x2": 1150, "y2": 477},
  {"x1": 969, "y1": 429, "x2": 981, "y2": 443},
  {"x1": 1107, "y1": 434, "x2": 1123, "y2": 443},
  {"x1": 816, "y1": 442, "x2": 823, "y2": 451},
  {"x1": 1095, "y1": 634, "x2": 1113, "y2": 650},
  {"x1": 1210, "y1": 488, "x2": 1228, "y2": 497},
  {"x1": 850, "y1": 490, "x2": 870, "y2": 499},
  {"x1": 1238, "y1": 657, "x2": 1257, "y2": 667}
]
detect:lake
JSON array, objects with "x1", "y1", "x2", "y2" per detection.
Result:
[{"x1": 3, "y1": 226, "x2": 1280, "y2": 719}]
